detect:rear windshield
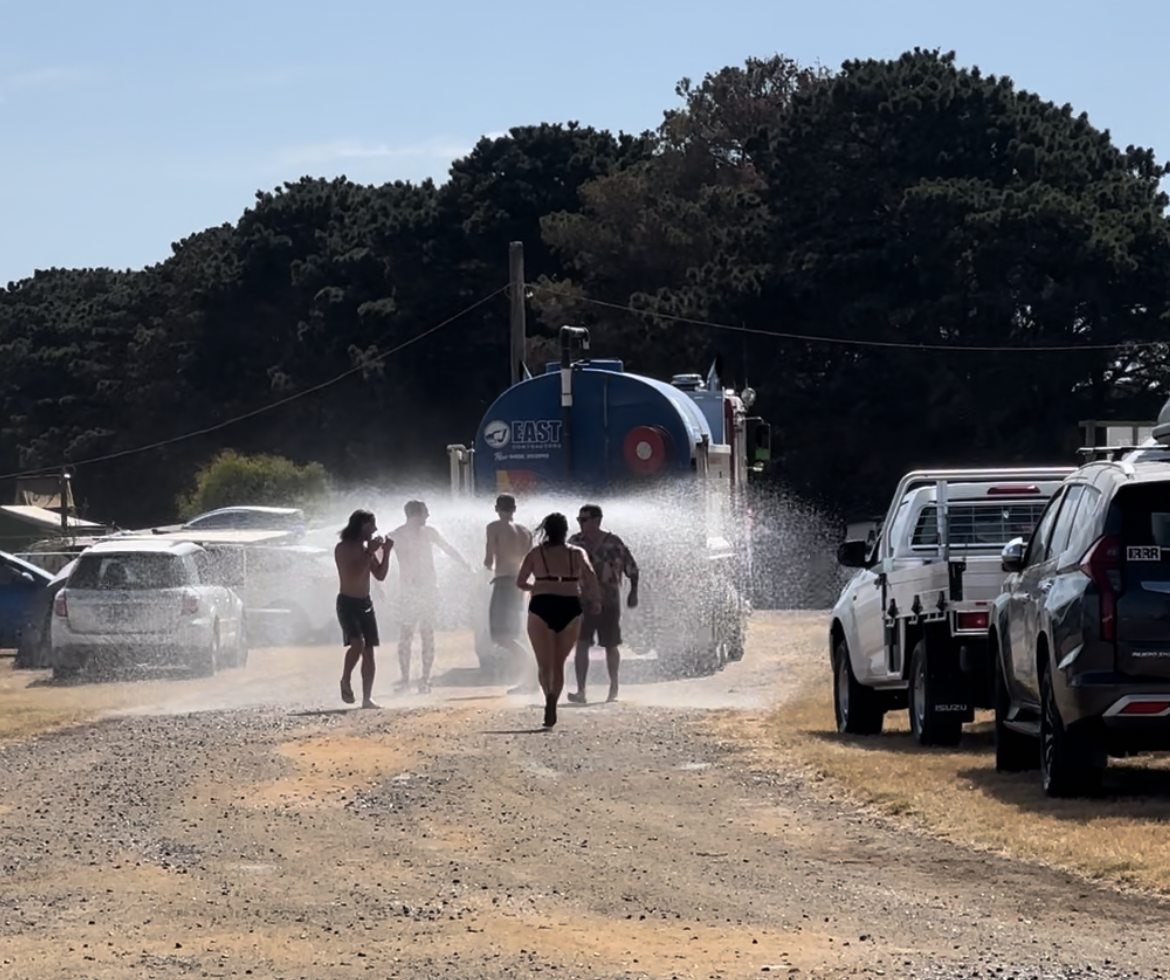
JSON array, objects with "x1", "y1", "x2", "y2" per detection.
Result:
[
  {"x1": 69, "y1": 553, "x2": 191, "y2": 590},
  {"x1": 1115, "y1": 485, "x2": 1170, "y2": 550},
  {"x1": 912, "y1": 502, "x2": 1048, "y2": 548}
]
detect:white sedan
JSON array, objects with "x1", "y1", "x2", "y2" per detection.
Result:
[{"x1": 49, "y1": 538, "x2": 247, "y2": 680}]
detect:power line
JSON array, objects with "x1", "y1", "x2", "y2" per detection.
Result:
[
  {"x1": 0, "y1": 285, "x2": 509, "y2": 482},
  {"x1": 532, "y1": 285, "x2": 1164, "y2": 353}
]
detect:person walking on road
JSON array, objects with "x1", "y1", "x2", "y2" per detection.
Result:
[
  {"x1": 334, "y1": 509, "x2": 393, "y2": 709},
  {"x1": 515, "y1": 512, "x2": 601, "y2": 728},
  {"x1": 388, "y1": 500, "x2": 472, "y2": 693},
  {"x1": 568, "y1": 503, "x2": 640, "y2": 704},
  {"x1": 483, "y1": 493, "x2": 536, "y2": 691}
]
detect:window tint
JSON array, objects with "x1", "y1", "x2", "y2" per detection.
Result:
[
  {"x1": 1114, "y1": 484, "x2": 1170, "y2": 551},
  {"x1": 1047, "y1": 485, "x2": 1086, "y2": 559},
  {"x1": 1025, "y1": 488, "x2": 1067, "y2": 566},
  {"x1": 69, "y1": 553, "x2": 191, "y2": 590},
  {"x1": 1062, "y1": 485, "x2": 1103, "y2": 563},
  {"x1": 911, "y1": 502, "x2": 1049, "y2": 548}
]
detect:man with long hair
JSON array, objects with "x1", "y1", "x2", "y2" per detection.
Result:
[{"x1": 335, "y1": 509, "x2": 393, "y2": 708}]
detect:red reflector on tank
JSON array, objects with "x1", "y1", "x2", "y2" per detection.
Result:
[
  {"x1": 986, "y1": 485, "x2": 1040, "y2": 496},
  {"x1": 956, "y1": 611, "x2": 990, "y2": 630},
  {"x1": 1120, "y1": 701, "x2": 1170, "y2": 715}
]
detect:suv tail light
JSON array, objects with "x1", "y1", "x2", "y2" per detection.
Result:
[
  {"x1": 180, "y1": 591, "x2": 200, "y2": 615},
  {"x1": 53, "y1": 591, "x2": 68, "y2": 618},
  {"x1": 1080, "y1": 534, "x2": 1122, "y2": 641}
]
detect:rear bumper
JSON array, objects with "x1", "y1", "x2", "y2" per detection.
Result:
[
  {"x1": 51, "y1": 642, "x2": 210, "y2": 671},
  {"x1": 50, "y1": 623, "x2": 214, "y2": 669},
  {"x1": 1058, "y1": 671, "x2": 1170, "y2": 751}
]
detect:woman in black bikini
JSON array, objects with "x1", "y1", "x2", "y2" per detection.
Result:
[{"x1": 515, "y1": 512, "x2": 602, "y2": 728}]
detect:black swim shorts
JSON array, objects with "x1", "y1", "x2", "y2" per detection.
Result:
[
  {"x1": 579, "y1": 603, "x2": 621, "y2": 648},
  {"x1": 336, "y1": 594, "x2": 379, "y2": 648},
  {"x1": 489, "y1": 576, "x2": 524, "y2": 643}
]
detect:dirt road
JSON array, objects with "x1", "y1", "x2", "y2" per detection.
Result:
[{"x1": 2, "y1": 613, "x2": 1170, "y2": 979}]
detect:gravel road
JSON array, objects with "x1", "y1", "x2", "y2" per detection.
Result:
[{"x1": 2, "y1": 612, "x2": 1169, "y2": 979}]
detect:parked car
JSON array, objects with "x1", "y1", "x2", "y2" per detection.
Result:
[
  {"x1": 181, "y1": 506, "x2": 306, "y2": 535},
  {"x1": 830, "y1": 467, "x2": 1071, "y2": 746},
  {"x1": 13, "y1": 559, "x2": 75, "y2": 669},
  {"x1": 49, "y1": 539, "x2": 247, "y2": 680},
  {"x1": 991, "y1": 430, "x2": 1170, "y2": 796},
  {"x1": 0, "y1": 550, "x2": 53, "y2": 648},
  {"x1": 194, "y1": 543, "x2": 337, "y2": 645}
]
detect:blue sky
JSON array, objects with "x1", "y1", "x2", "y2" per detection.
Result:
[{"x1": 1, "y1": 0, "x2": 1165, "y2": 286}]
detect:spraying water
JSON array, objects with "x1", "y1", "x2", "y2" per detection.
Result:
[{"x1": 11, "y1": 474, "x2": 846, "y2": 717}]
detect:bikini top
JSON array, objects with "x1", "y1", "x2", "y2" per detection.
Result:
[{"x1": 533, "y1": 545, "x2": 578, "y2": 582}]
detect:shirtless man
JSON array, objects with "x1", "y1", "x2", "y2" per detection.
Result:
[
  {"x1": 483, "y1": 493, "x2": 534, "y2": 689},
  {"x1": 388, "y1": 500, "x2": 472, "y2": 693},
  {"x1": 334, "y1": 508, "x2": 393, "y2": 709}
]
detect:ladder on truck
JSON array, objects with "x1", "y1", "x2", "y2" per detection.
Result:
[{"x1": 447, "y1": 445, "x2": 475, "y2": 498}]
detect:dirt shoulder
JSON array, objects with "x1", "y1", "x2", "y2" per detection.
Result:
[
  {"x1": 1, "y1": 613, "x2": 1169, "y2": 979},
  {"x1": 766, "y1": 614, "x2": 1170, "y2": 897}
]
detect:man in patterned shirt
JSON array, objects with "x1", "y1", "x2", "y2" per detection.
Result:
[{"x1": 567, "y1": 502, "x2": 640, "y2": 704}]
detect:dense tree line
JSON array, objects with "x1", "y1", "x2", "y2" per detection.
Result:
[{"x1": 3, "y1": 48, "x2": 1169, "y2": 527}]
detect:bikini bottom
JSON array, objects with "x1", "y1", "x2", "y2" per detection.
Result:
[{"x1": 528, "y1": 593, "x2": 583, "y2": 634}]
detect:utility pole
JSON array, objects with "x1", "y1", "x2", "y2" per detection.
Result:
[
  {"x1": 508, "y1": 241, "x2": 526, "y2": 387},
  {"x1": 58, "y1": 467, "x2": 71, "y2": 537}
]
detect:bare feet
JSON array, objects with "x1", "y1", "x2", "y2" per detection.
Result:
[
  {"x1": 606, "y1": 687, "x2": 619, "y2": 703},
  {"x1": 417, "y1": 679, "x2": 432, "y2": 694},
  {"x1": 340, "y1": 678, "x2": 356, "y2": 705},
  {"x1": 361, "y1": 699, "x2": 381, "y2": 709},
  {"x1": 566, "y1": 691, "x2": 586, "y2": 704}
]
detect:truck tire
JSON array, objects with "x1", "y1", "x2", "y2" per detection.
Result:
[
  {"x1": 833, "y1": 640, "x2": 883, "y2": 735},
  {"x1": 993, "y1": 644, "x2": 1036, "y2": 772},
  {"x1": 908, "y1": 640, "x2": 963, "y2": 748},
  {"x1": 1040, "y1": 664, "x2": 1104, "y2": 798}
]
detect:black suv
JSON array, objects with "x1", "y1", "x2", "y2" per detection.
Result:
[{"x1": 991, "y1": 436, "x2": 1170, "y2": 796}]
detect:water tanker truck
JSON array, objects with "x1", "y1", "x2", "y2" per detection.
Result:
[{"x1": 446, "y1": 325, "x2": 772, "y2": 676}]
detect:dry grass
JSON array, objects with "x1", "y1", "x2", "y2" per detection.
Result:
[{"x1": 764, "y1": 615, "x2": 1170, "y2": 895}]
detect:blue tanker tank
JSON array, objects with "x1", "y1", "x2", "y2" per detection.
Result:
[{"x1": 473, "y1": 333, "x2": 716, "y2": 494}]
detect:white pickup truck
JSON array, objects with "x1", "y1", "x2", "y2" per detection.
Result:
[{"x1": 829, "y1": 468, "x2": 1073, "y2": 746}]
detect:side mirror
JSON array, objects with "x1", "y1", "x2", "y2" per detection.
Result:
[
  {"x1": 1001, "y1": 537, "x2": 1027, "y2": 574},
  {"x1": 837, "y1": 539, "x2": 871, "y2": 569}
]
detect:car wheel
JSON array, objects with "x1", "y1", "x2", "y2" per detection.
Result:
[
  {"x1": 233, "y1": 619, "x2": 249, "y2": 669},
  {"x1": 907, "y1": 640, "x2": 963, "y2": 747},
  {"x1": 994, "y1": 645, "x2": 1037, "y2": 772},
  {"x1": 1040, "y1": 663, "x2": 1103, "y2": 798},
  {"x1": 833, "y1": 639, "x2": 883, "y2": 735},
  {"x1": 191, "y1": 625, "x2": 220, "y2": 678}
]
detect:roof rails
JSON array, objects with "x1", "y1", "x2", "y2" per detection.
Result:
[{"x1": 1078, "y1": 419, "x2": 1156, "y2": 462}]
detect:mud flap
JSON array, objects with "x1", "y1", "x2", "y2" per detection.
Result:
[{"x1": 925, "y1": 646, "x2": 975, "y2": 724}]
